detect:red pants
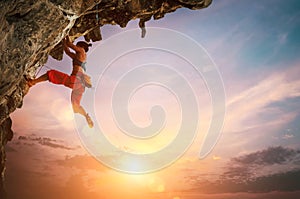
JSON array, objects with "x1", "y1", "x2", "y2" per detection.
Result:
[{"x1": 47, "y1": 70, "x2": 85, "y2": 106}]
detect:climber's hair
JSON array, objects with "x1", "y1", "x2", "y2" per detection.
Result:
[{"x1": 76, "y1": 41, "x2": 92, "y2": 52}]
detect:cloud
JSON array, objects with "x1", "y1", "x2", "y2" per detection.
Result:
[
  {"x1": 220, "y1": 169, "x2": 300, "y2": 193},
  {"x1": 232, "y1": 146, "x2": 300, "y2": 166},
  {"x1": 166, "y1": 191, "x2": 300, "y2": 199},
  {"x1": 17, "y1": 135, "x2": 78, "y2": 150},
  {"x1": 211, "y1": 65, "x2": 300, "y2": 159},
  {"x1": 55, "y1": 155, "x2": 108, "y2": 171},
  {"x1": 221, "y1": 146, "x2": 300, "y2": 182},
  {"x1": 6, "y1": 171, "x2": 100, "y2": 199},
  {"x1": 277, "y1": 33, "x2": 288, "y2": 45},
  {"x1": 282, "y1": 133, "x2": 295, "y2": 140},
  {"x1": 224, "y1": 65, "x2": 300, "y2": 138},
  {"x1": 182, "y1": 147, "x2": 300, "y2": 194}
]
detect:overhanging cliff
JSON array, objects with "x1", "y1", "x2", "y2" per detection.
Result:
[{"x1": 0, "y1": 0, "x2": 212, "y2": 197}]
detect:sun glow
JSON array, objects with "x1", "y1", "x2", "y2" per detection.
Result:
[
  {"x1": 90, "y1": 171, "x2": 168, "y2": 199},
  {"x1": 147, "y1": 176, "x2": 165, "y2": 193},
  {"x1": 213, "y1": 155, "x2": 221, "y2": 160},
  {"x1": 50, "y1": 99, "x2": 74, "y2": 128}
]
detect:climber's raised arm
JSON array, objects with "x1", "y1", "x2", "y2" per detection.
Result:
[
  {"x1": 63, "y1": 37, "x2": 76, "y2": 59},
  {"x1": 64, "y1": 36, "x2": 84, "y2": 54}
]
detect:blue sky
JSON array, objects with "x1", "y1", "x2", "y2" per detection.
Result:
[
  {"x1": 7, "y1": 0, "x2": 300, "y2": 198},
  {"x1": 152, "y1": 0, "x2": 300, "y2": 77}
]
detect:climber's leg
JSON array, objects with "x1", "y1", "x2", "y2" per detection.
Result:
[
  {"x1": 47, "y1": 70, "x2": 73, "y2": 88},
  {"x1": 28, "y1": 70, "x2": 72, "y2": 88},
  {"x1": 72, "y1": 103, "x2": 94, "y2": 128},
  {"x1": 27, "y1": 73, "x2": 48, "y2": 87},
  {"x1": 71, "y1": 88, "x2": 94, "y2": 128}
]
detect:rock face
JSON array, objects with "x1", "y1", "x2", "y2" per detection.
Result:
[{"x1": 0, "y1": 0, "x2": 212, "y2": 196}]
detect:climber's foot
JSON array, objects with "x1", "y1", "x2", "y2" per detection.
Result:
[
  {"x1": 24, "y1": 76, "x2": 36, "y2": 87},
  {"x1": 86, "y1": 114, "x2": 94, "y2": 128},
  {"x1": 27, "y1": 79, "x2": 36, "y2": 87}
]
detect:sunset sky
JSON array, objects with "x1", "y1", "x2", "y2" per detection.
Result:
[{"x1": 7, "y1": 0, "x2": 300, "y2": 198}]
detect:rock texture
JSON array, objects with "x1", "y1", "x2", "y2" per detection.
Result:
[{"x1": 0, "y1": 0, "x2": 212, "y2": 196}]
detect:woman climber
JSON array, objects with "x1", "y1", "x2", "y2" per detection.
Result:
[{"x1": 27, "y1": 36, "x2": 94, "y2": 128}]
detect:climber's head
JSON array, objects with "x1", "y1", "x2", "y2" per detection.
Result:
[{"x1": 76, "y1": 41, "x2": 92, "y2": 52}]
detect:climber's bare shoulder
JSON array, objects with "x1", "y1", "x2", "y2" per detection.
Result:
[{"x1": 74, "y1": 50, "x2": 86, "y2": 62}]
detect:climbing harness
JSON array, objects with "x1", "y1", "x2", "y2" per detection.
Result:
[{"x1": 72, "y1": 59, "x2": 87, "y2": 71}]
